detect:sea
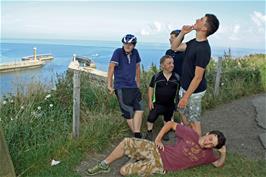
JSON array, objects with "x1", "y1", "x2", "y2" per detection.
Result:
[{"x1": 0, "y1": 39, "x2": 265, "y2": 97}]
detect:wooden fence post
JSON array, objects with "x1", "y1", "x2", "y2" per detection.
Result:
[
  {"x1": 72, "y1": 54, "x2": 80, "y2": 139},
  {"x1": 214, "y1": 57, "x2": 223, "y2": 97},
  {"x1": 0, "y1": 127, "x2": 16, "y2": 177}
]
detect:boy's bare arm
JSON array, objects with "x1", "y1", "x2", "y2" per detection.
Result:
[
  {"x1": 212, "y1": 146, "x2": 226, "y2": 168},
  {"x1": 148, "y1": 87, "x2": 154, "y2": 110},
  {"x1": 171, "y1": 25, "x2": 193, "y2": 51},
  {"x1": 107, "y1": 63, "x2": 115, "y2": 94},
  {"x1": 136, "y1": 63, "x2": 141, "y2": 87}
]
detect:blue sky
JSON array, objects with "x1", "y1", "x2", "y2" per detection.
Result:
[{"x1": 1, "y1": 0, "x2": 266, "y2": 49}]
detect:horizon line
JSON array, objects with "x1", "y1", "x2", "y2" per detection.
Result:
[{"x1": 1, "y1": 38, "x2": 266, "y2": 51}]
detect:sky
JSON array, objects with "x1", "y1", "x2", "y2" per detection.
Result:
[{"x1": 1, "y1": 0, "x2": 266, "y2": 49}]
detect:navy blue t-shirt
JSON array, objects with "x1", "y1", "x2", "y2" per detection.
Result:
[
  {"x1": 181, "y1": 39, "x2": 211, "y2": 93},
  {"x1": 110, "y1": 47, "x2": 141, "y2": 89},
  {"x1": 165, "y1": 49, "x2": 185, "y2": 77}
]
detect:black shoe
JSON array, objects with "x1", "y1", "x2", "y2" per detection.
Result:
[{"x1": 134, "y1": 132, "x2": 142, "y2": 139}]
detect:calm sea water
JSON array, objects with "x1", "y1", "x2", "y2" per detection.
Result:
[{"x1": 0, "y1": 39, "x2": 265, "y2": 97}]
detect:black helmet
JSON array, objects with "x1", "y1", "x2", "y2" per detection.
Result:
[{"x1": 122, "y1": 34, "x2": 137, "y2": 45}]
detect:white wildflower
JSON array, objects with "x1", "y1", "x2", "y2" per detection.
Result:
[
  {"x1": 11, "y1": 117, "x2": 13, "y2": 121},
  {"x1": 49, "y1": 104, "x2": 53, "y2": 108},
  {"x1": 21, "y1": 106, "x2": 24, "y2": 109},
  {"x1": 0, "y1": 118, "x2": 2, "y2": 122},
  {"x1": 45, "y1": 94, "x2": 51, "y2": 100},
  {"x1": 10, "y1": 99, "x2": 14, "y2": 103},
  {"x1": 37, "y1": 106, "x2": 41, "y2": 110},
  {"x1": 221, "y1": 82, "x2": 224, "y2": 86},
  {"x1": 3, "y1": 101, "x2": 7, "y2": 105}
]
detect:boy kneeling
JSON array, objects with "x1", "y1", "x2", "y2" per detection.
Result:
[{"x1": 145, "y1": 55, "x2": 180, "y2": 141}]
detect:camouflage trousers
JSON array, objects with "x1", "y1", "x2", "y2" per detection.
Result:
[
  {"x1": 122, "y1": 138, "x2": 165, "y2": 176},
  {"x1": 178, "y1": 87, "x2": 206, "y2": 122}
]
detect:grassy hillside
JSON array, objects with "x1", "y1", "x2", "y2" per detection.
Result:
[{"x1": 1, "y1": 54, "x2": 265, "y2": 177}]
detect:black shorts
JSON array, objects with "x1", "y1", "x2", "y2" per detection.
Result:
[
  {"x1": 115, "y1": 88, "x2": 144, "y2": 119},
  {"x1": 147, "y1": 104, "x2": 175, "y2": 123}
]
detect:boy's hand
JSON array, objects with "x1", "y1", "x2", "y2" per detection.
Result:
[
  {"x1": 107, "y1": 86, "x2": 114, "y2": 95},
  {"x1": 178, "y1": 97, "x2": 188, "y2": 109},
  {"x1": 155, "y1": 138, "x2": 164, "y2": 151},
  {"x1": 148, "y1": 101, "x2": 154, "y2": 110},
  {"x1": 136, "y1": 82, "x2": 140, "y2": 88},
  {"x1": 181, "y1": 25, "x2": 194, "y2": 35}
]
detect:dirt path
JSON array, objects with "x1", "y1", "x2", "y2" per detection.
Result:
[
  {"x1": 202, "y1": 94, "x2": 266, "y2": 160},
  {"x1": 76, "y1": 94, "x2": 266, "y2": 177}
]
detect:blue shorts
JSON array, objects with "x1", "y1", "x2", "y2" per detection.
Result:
[{"x1": 115, "y1": 88, "x2": 144, "y2": 119}]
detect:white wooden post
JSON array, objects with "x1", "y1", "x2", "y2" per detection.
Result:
[
  {"x1": 72, "y1": 54, "x2": 80, "y2": 139},
  {"x1": 214, "y1": 57, "x2": 223, "y2": 97}
]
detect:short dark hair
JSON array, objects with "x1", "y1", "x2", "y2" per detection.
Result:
[
  {"x1": 209, "y1": 130, "x2": 226, "y2": 149},
  {"x1": 160, "y1": 55, "x2": 173, "y2": 65},
  {"x1": 205, "y1": 14, "x2": 219, "y2": 36},
  {"x1": 170, "y1": 30, "x2": 184, "y2": 42}
]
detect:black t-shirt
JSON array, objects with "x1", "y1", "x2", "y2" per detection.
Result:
[
  {"x1": 149, "y1": 71, "x2": 180, "y2": 105},
  {"x1": 181, "y1": 38, "x2": 211, "y2": 93},
  {"x1": 165, "y1": 49, "x2": 185, "y2": 77}
]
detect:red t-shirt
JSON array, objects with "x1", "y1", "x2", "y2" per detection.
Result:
[{"x1": 159, "y1": 124, "x2": 218, "y2": 171}]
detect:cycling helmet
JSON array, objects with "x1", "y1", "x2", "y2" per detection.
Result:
[{"x1": 122, "y1": 34, "x2": 137, "y2": 45}]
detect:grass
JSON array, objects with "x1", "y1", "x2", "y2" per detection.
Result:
[
  {"x1": 129, "y1": 154, "x2": 266, "y2": 177},
  {"x1": 0, "y1": 54, "x2": 266, "y2": 177}
]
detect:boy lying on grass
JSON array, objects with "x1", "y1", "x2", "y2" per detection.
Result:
[{"x1": 87, "y1": 121, "x2": 226, "y2": 176}]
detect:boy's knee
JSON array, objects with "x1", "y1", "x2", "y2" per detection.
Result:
[{"x1": 120, "y1": 166, "x2": 128, "y2": 176}]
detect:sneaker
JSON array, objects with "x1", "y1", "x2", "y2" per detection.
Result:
[
  {"x1": 144, "y1": 131, "x2": 153, "y2": 141},
  {"x1": 163, "y1": 132, "x2": 170, "y2": 141},
  {"x1": 87, "y1": 161, "x2": 110, "y2": 176}
]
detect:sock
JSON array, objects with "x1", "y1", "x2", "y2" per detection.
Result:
[
  {"x1": 134, "y1": 132, "x2": 142, "y2": 138},
  {"x1": 100, "y1": 160, "x2": 109, "y2": 167}
]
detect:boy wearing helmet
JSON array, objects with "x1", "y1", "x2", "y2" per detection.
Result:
[{"x1": 107, "y1": 34, "x2": 144, "y2": 138}]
